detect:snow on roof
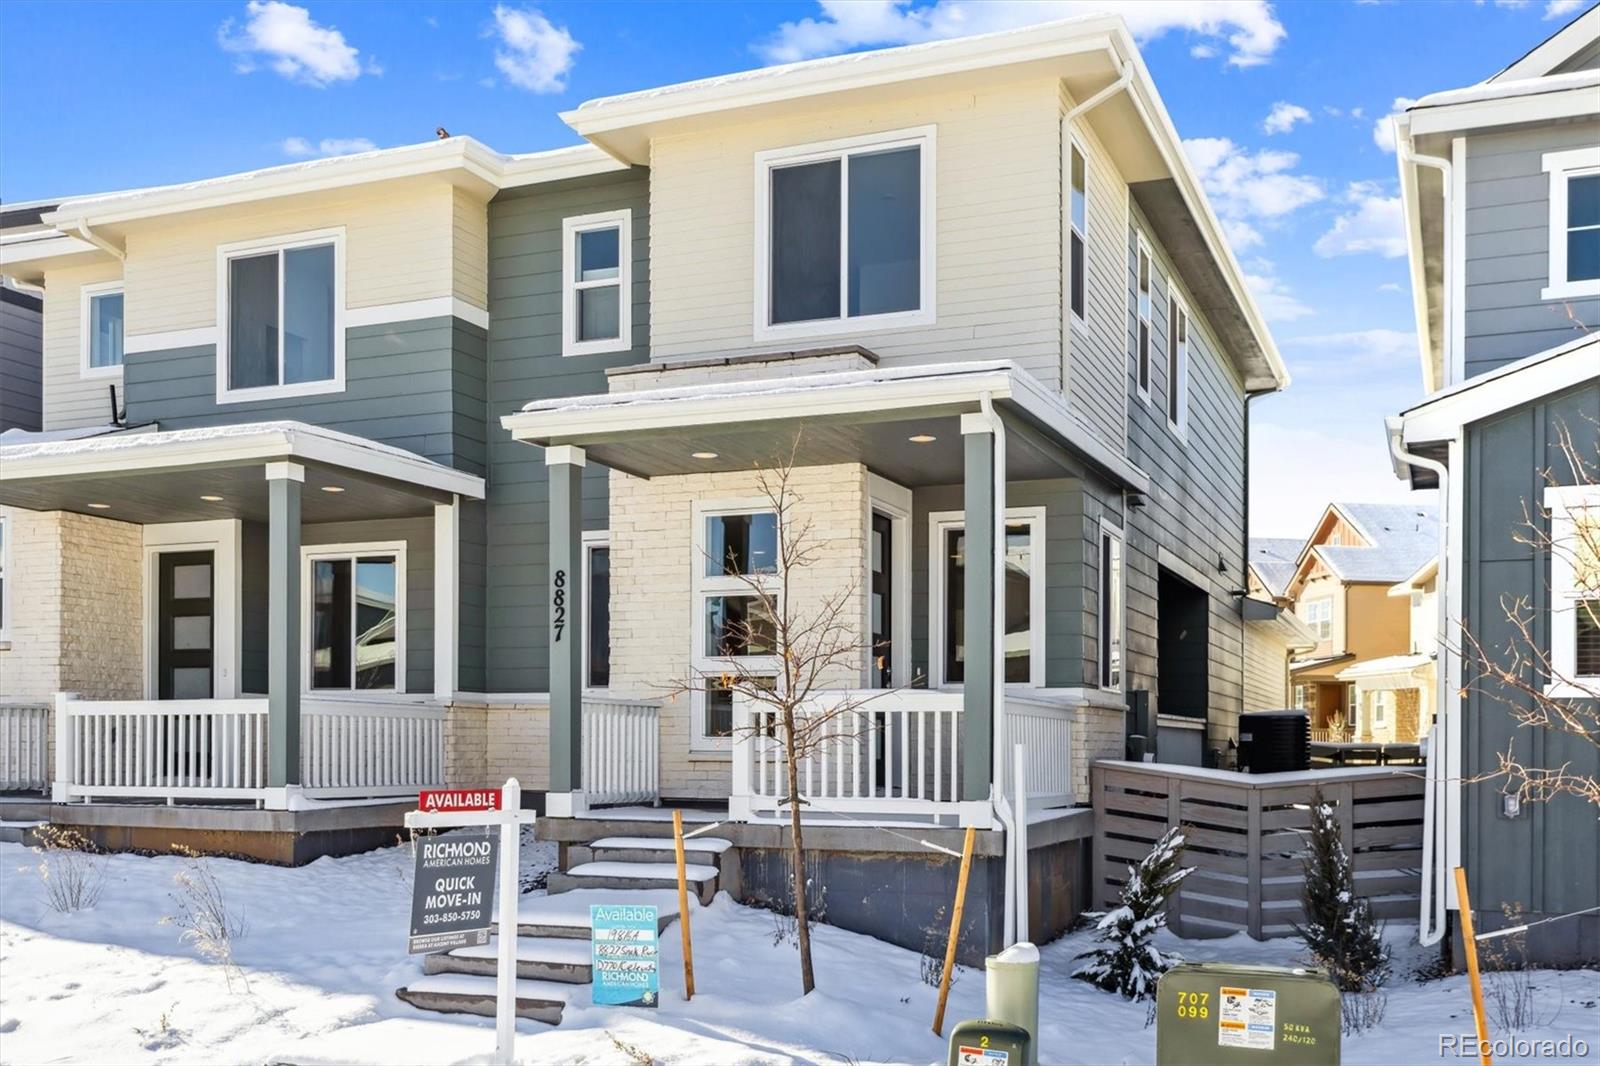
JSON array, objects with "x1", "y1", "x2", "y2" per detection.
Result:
[
  {"x1": 1248, "y1": 537, "x2": 1304, "y2": 599},
  {"x1": 1313, "y1": 503, "x2": 1438, "y2": 584},
  {"x1": 1336, "y1": 653, "x2": 1434, "y2": 681},
  {"x1": 1409, "y1": 67, "x2": 1600, "y2": 111}
]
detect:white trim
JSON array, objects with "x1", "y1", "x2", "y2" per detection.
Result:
[
  {"x1": 690, "y1": 498, "x2": 781, "y2": 751},
  {"x1": 582, "y1": 531, "x2": 610, "y2": 693},
  {"x1": 0, "y1": 514, "x2": 10, "y2": 644},
  {"x1": 866, "y1": 472, "x2": 914, "y2": 689},
  {"x1": 1449, "y1": 137, "x2": 1467, "y2": 386},
  {"x1": 215, "y1": 227, "x2": 346, "y2": 406},
  {"x1": 752, "y1": 125, "x2": 937, "y2": 344},
  {"x1": 264, "y1": 460, "x2": 305, "y2": 483},
  {"x1": 545, "y1": 444, "x2": 587, "y2": 468},
  {"x1": 1541, "y1": 146, "x2": 1600, "y2": 301},
  {"x1": 1097, "y1": 518, "x2": 1125, "y2": 693},
  {"x1": 142, "y1": 520, "x2": 242, "y2": 700},
  {"x1": 1303, "y1": 596, "x2": 1333, "y2": 642},
  {"x1": 346, "y1": 296, "x2": 490, "y2": 331},
  {"x1": 1165, "y1": 288, "x2": 1189, "y2": 441},
  {"x1": 1133, "y1": 235, "x2": 1152, "y2": 403},
  {"x1": 1491, "y1": 9, "x2": 1600, "y2": 82},
  {"x1": 562, "y1": 209, "x2": 633, "y2": 357},
  {"x1": 79, "y1": 280, "x2": 124, "y2": 380},
  {"x1": 927, "y1": 506, "x2": 1047, "y2": 690},
  {"x1": 1544, "y1": 484, "x2": 1600, "y2": 700},
  {"x1": 124, "y1": 326, "x2": 220, "y2": 354},
  {"x1": 1066, "y1": 130, "x2": 1090, "y2": 327},
  {"x1": 1407, "y1": 80, "x2": 1600, "y2": 139},
  {"x1": 300, "y1": 540, "x2": 408, "y2": 695},
  {"x1": 1400, "y1": 335, "x2": 1599, "y2": 444},
  {"x1": 433, "y1": 499, "x2": 460, "y2": 700}
]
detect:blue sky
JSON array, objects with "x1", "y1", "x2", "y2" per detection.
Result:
[{"x1": 2, "y1": 0, "x2": 1587, "y2": 536}]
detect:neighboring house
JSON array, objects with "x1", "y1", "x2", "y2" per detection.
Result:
[
  {"x1": 1388, "y1": 6, "x2": 1600, "y2": 964},
  {"x1": 1242, "y1": 537, "x2": 1317, "y2": 712},
  {"x1": 0, "y1": 17, "x2": 1287, "y2": 956}
]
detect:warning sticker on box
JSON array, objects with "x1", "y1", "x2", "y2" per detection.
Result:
[
  {"x1": 955, "y1": 1046, "x2": 1010, "y2": 1066},
  {"x1": 1218, "y1": 986, "x2": 1276, "y2": 1051}
]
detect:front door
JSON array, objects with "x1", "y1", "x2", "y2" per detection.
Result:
[{"x1": 157, "y1": 550, "x2": 215, "y2": 700}]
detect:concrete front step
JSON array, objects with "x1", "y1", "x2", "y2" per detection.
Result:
[
  {"x1": 492, "y1": 887, "x2": 690, "y2": 939},
  {"x1": 395, "y1": 973, "x2": 578, "y2": 1025},
  {"x1": 423, "y1": 935, "x2": 592, "y2": 983},
  {"x1": 0, "y1": 820, "x2": 47, "y2": 846},
  {"x1": 547, "y1": 861, "x2": 720, "y2": 906}
]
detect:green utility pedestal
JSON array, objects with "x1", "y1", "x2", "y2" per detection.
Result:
[
  {"x1": 947, "y1": 1019, "x2": 1031, "y2": 1066},
  {"x1": 1156, "y1": 963, "x2": 1341, "y2": 1065}
]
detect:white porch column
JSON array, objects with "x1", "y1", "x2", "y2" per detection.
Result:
[
  {"x1": 433, "y1": 495, "x2": 460, "y2": 700},
  {"x1": 546, "y1": 445, "x2": 586, "y2": 817}
]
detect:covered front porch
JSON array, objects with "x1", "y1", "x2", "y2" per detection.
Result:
[
  {"x1": 504, "y1": 354, "x2": 1147, "y2": 828},
  {"x1": 0, "y1": 421, "x2": 485, "y2": 812}
]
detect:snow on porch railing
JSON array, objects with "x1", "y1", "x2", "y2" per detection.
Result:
[
  {"x1": 299, "y1": 696, "x2": 445, "y2": 798},
  {"x1": 54, "y1": 693, "x2": 269, "y2": 802},
  {"x1": 0, "y1": 703, "x2": 51, "y2": 792},
  {"x1": 582, "y1": 696, "x2": 661, "y2": 806},
  {"x1": 1000, "y1": 691, "x2": 1076, "y2": 808}
]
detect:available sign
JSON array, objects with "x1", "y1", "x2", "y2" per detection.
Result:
[
  {"x1": 419, "y1": 788, "x2": 502, "y2": 813},
  {"x1": 408, "y1": 831, "x2": 499, "y2": 954},
  {"x1": 590, "y1": 904, "x2": 660, "y2": 1007}
]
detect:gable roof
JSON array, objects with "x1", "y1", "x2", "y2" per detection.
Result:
[
  {"x1": 1248, "y1": 537, "x2": 1303, "y2": 599},
  {"x1": 1304, "y1": 503, "x2": 1439, "y2": 585},
  {"x1": 1489, "y1": 4, "x2": 1600, "y2": 82}
]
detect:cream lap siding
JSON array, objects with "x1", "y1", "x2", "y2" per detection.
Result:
[
  {"x1": 121, "y1": 180, "x2": 475, "y2": 338},
  {"x1": 41, "y1": 260, "x2": 124, "y2": 430},
  {"x1": 451, "y1": 185, "x2": 490, "y2": 312},
  {"x1": 1243, "y1": 617, "x2": 1292, "y2": 711},
  {"x1": 648, "y1": 80, "x2": 1064, "y2": 388}
]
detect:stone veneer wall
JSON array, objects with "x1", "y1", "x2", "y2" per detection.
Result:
[
  {"x1": 607, "y1": 462, "x2": 870, "y2": 801},
  {"x1": 1071, "y1": 703, "x2": 1126, "y2": 801}
]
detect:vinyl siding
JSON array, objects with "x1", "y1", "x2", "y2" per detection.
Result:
[
  {"x1": 648, "y1": 79, "x2": 1064, "y2": 386},
  {"x1": 40, "y1": 259, "x2": 124, "y2": 430},
  {"x1": 1242, "y1": 617, "x2": 1293, "y2": 712},
  {"x1": 0, "y1": 289, "x2": 43, "y2": 432},
  {"x1": 484, "y1": 169, "x2": 651, "y2": 692},
  {"x1": 1461, "y1": 119, "x2": 1600, "y2": 377}
]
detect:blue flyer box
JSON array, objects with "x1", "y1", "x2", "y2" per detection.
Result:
[{"x1": 590, "y1": 904, "x2": 661, "y2": 1007}]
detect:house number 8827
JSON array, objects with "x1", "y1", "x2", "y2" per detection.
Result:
[{"x1": 552, "y1": 569, "x2": 566, "y2": 642}]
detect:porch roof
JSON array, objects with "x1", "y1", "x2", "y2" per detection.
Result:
[
  {"x1": 501, "y1": 360, "x2": 1151, "y2": 492},
  {"x1": 0, "y1": 420, "x2": 484, "y2": 524}
]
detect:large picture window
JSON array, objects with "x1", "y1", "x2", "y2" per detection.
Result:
[
  {"x1": 217, "y1": 230, "x2": 344, "y2": 404},
  {"x1": 929, "y1": 509, "x2": 1045, "y2": 688},
  {"x1": 304, "y1": 544, "x2": 403, "y2": 692},
  {"x1": 1542, "y1": 146, "x2": 1600, "y2": 301},
  {"x1": 756, "y1": 126, "x2": 935, "y2": 340},
  {"x1": 81, "y1": 281, "x2": 124, "y2": 378},
  {"x1": 562, "y1": 209, "x2": 633, "y2": 357},
  {"x1": 692, "y1": 505, "x2": 780, "y2": 745}
]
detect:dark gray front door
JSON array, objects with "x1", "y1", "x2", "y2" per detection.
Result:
[{"x1": 157, "y1": 550, "x2": 215, "y2": 700}]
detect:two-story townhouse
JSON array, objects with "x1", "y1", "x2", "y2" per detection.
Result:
[
  {"x1": 0, "y1": 16, "x2": 1286, "y2": 961},
  {"x1": 1243, "y1": 537, "x2": 1318, "y2": 713},
  {"x1": 1388, "y1": 6, "x2": 1599, "y2": 964}
]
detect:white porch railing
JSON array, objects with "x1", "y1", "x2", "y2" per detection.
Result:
[
  {"x1": 582, "y1": 696, "x2": 661, "y2": 806},
  {"x1": 0, "y1": 703, "x2": 51, "y2": 792},
  {"x1": 52, "y1": 692, "x2": 444, "y2": 806},
  {"x1": 1000, "y1": 691, "x2": 1077, "y2": 809}
]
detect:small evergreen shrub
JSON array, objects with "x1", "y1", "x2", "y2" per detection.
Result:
[
  {"x1": 1075, "y1": 826, "x2": 1193, "y2": 1000},
  {"x1": 1293, "y1": 791, "x2": 1389, "y2": 993}
]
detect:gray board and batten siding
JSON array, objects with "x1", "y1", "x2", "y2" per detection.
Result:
[{"x1": 0, "y1": 287, "x2": 43, "y2": 433}]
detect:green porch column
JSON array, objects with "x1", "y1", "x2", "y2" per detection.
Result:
[
  {"x1": 960, "y1": 420, "x2": 995, "y2": 804},
  {"x1": 265, "y1": 461, "x2": 303, "y2": 788},
  {"x1": 546, "y1": 445, "x2": 586, "y2": 815}
]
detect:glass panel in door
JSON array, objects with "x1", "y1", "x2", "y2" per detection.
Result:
[{"x1": 158, "y1": 551, "x2": 214, "y2": 700}]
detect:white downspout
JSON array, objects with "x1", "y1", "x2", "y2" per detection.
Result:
[
  {"x1": 65, "y1": 218, "x2": 126, "y2": 262},
  {"x1": 1387, "y1": 417, "x2": 1452, "y2": 946},
  {"x1": 975, "y1": 394, "x2": 1015, "y2": 943},
  {"x1": 1063, "y1": 58, "x2": 1131, "y2": 124},
  {"x1": 1398, "y1": 140, "x2": 1452, "y2": 387}
]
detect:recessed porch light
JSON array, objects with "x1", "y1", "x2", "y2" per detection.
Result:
[
  {"x1": 86, "y1": 503, "x2": 111, "y2": 510},
  {"x1": 908, "y1": 434, "x2": 937, "y2": 444},
  {"x1": 691, "y1": 451, "x2": 718, "y2": 460},
  {"x1": 320, "y1": 485, "x2": 346, "y2": 493},
  {"x1": 200, "y1": 495, "x2": 224, "y2": 502}
]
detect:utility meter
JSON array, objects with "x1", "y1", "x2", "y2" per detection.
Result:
[{"x1": 1156, "y1": 962, "x2": 1341, "y2": 1065}]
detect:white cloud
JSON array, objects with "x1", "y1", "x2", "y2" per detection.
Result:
[
  {"x1": 1372, "y1": 97, "x2": 1418, "y2": 152},
  {"x1": 1544, "y1": 0, "x2": 1583, "y2": 17},
  {"x1": 218, "y1": 1, "x2": 371, "y2": 87},
  {"x1": 489, "y1": 5, "x2": 580, "y2": 93},
  {"x1": 1378, "y1": 281, "x2": 1405, "y2": 293},
  {"x1": 1243, "y1": 269, "x2": 1314, "y2": 322},
  {"x1": 1183, "y1": 137, "x2": 1324, "y2": 221},
  {"x1": 756, "y1": 1, "x2": 1286, "y2": 68},
  {"x1": 281, "y1": 136, "x2": 378, "y2": 158},
  {"x1": 1314, "y1": 181, "x2": 1407, "y2": 259},
  {"x1": 1284, "y1": 328, "x2": 1419, "y2": 377},
  {"x1": 1262, "y1": 101, "x2": 1311, "y2": 135}
]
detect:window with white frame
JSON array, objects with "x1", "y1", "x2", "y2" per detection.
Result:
[
  {"x1": 1068, "y1": 139, "x2": 1088, "y2": 323},
  {"x1": 1546, "y1": 484, "x2": 1600, "y2": 697},
  {"x1": 693, "y1": 506, "x2": 780, "y2": 745},
  {"x1": 583, "y1": 533, "x2": 611, "y2": 690},
  {"x1": 1293, "y1": 683, "x2": 1307, "y2": 710},
  {"x1": 1134, "y1": 240, "x2": 1152, "y2": 399},
  {"x1": 756, "y1": 126, "x2": 935, "y2": 339},
  {"x1": 1372, "y1": 690, "x2": 1388, "y2": 726},
  {"x1": 1542, "y1": 146, "x2": 1600, "y2": 300},
  {"x1": 1166, "y1": 293, "x2": 1189, "y2": 437},
  {"x1": 1304, "y1": 597, "x2": 1333, "y2": 641},
  {"x1": 1098, "y1": 520, "x2": 1124, "y2": 690},
  {"x1": 929, "y1": 509, "x2": 1045, "y2": 688},
  {"x1": 305, "y1": 545, "x2": 403, "y2": 691},
  {"x1": 218, "y1": 230, "x2": 343, "y2": 403},
  {"x1": 0, "y1": 514, "x2": 9, "y2": 642},
  {"x1": 81, "y1": 281, "x2": 124, "y2": 377},
  {"x1": 562, "y1": 209, "x2": 632, "y2": 357}
]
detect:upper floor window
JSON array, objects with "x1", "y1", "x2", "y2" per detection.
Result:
[
  {"x1": 1134, "y1": 240, "x2": 1152, "y2": 400},
  {"x1": 562, "y1": 209, "x2": 633, "y2": 357},
  {"x1": 1166, "y1": 293, "x2": 1189, "y2": 438},
  {"x1": 1542, "y1": 146, "x2": 1600, "y2": 301},
  {"x1": 217, "y1": 229, "x2": 344, "y2": 405},
  {"x1": 1068, "y1": 139, "x2": 1088, "y2": 323},
  {"x1": 81, "y1": 281, "x2": 124, "y2": 378},
  {"x1": 1304, "y1": 597, "x2": 1333, "y2": 641},
  {"x1": 1546, "y1": 484, "x2": 1599, "y2": 698},
  {"x1": 755, "y1": 126, "x2": 936, "y2": 340}
]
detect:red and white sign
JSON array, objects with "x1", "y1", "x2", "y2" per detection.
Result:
[{"x1": 419, "y1": 788, "x2": 502, "y2": 813}]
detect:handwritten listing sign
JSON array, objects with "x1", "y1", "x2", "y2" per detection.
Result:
[{"x1": 590, "y1": 904, "x2": 660, "y2": 1007}]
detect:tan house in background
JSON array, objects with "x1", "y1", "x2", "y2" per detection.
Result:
[
  {"x1": 1243, "y1": 538, "x2": 1317, "y2": 711},
  {"x1": 1273, "y1": 503, "x2": 1438, "y2": 742}
]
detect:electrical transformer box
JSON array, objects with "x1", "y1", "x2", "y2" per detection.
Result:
[
  {"x1": 947, "y1": 1019, "x2": 1031, "y2": 1066},
  {"x1": 1156, "y1": 963, "x2": 1341, "y2": 1065}
]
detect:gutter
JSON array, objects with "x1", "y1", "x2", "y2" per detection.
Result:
[
  {"x1": 65, "y1": 219, "x2": 124, "y2": 262},
  {"x1": 1398, "y1": 129, "x2": 1453, "y2": 391}
]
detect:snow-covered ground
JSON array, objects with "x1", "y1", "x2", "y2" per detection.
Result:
[{"x1": 1, "y1": 836, "x2": 1594, "y2": 1065}]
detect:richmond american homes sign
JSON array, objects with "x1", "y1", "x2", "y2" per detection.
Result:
[{"x1": 408, "y1": 832, "x2": 499, "y2": 954}]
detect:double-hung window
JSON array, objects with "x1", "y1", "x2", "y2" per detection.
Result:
[
  {"x1": 693, "y1": 505, "x2": 780, "y2": 747},
  {"x1": 218, "y1": 229, "x2": 343, "y2": 404},
  {"x1": 305, "y1": 544, "x2": 403, "y2": 692},
  {"x1": 1304, "y1": 597, "x2": 1333, "y2": 641},
  {"x1": 1167, "y1": 293, "x2": 1189, "y2": 438},
  {"x1": 81, "y1": 281, "x2": 124, "y2": 378},
  {"x1": 562, "y1": 210, "x2": 633, "y2": 357},
  {"x1": 929, "y1": 508, "x2": 1045, "y2": 688},
  {"x1": 1134, "y1": 240, "x2": 1152, "y2": 400},
  {"x1": 1068, "y1": 139, "x2": 1088, "y2": 323},
  {"x1": 583, "y1": 533, "x2": 611, "y2": 690},
  {"x1": 1098, "y1": 520, "x2": 1124, "y2": 691},
  {"x1": 1546, "y1": 484, "x2": 1600, "y2": 697},
  {"x1": 756, "y1": 126, "x2": 935, "y2": 340},
  {"x1": 1542, "y1": 146, "x2": 1600, "y2": 300}
]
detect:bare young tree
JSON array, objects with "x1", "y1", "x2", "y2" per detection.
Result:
[
  {"x1": 1458, "y1": 419, "x2": 1599, "y2": 810},
  {"x1": 668, "y1": 440, "x2": 918, "y2": 994}
]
